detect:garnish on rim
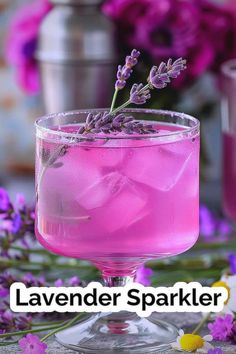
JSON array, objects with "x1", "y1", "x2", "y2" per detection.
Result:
[{"x1": 79, "y1": 51, "x2": 187, "y2": 135}]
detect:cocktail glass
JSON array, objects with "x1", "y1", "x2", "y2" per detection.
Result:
[
  {"x1": 35, "y1": 108, "x2": 200, "y2": 353},
  {"x1": 221, "y1": 60, "x2": 236, "y2": 220}
]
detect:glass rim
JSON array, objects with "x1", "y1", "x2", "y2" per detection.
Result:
[{"x1": 35, "y1": 108, "x2": 200, "y2": 141}]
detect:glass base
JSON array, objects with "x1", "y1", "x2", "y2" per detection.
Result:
[{"x1": 55, "y1": 312, "x2": 178, "y2": 353}]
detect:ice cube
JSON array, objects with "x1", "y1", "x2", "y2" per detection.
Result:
[
  {"x1": 39, "y1": 147, "x2": 102, "y2": 216},
  {"x1": 81, "y1": 172, "x2": 148, "y2": 232},
  {"x1": 76, "y1": 171, "x2": 147, "y2": 211},
  {"x1": 97, "y1": 185, "x2": 148, "y2": 233},
  {"x1": 122, "y1": 141, "x2": 194, "y2": 191}
]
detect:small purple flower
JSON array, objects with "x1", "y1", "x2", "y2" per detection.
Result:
[
  {"x1": 0, "y1": 272, "x2": 17, "y2": 297},
  {"x1": 115, "y1": 49, "x2": 140, "y2": 90},
  {"x1": 148, "y1": 58, "x2": 186, "y2": 89},
  {"x1": 15, "y1": 193, "x2": 26, "y2": 211},
  {"x1": 68, "y1": 276, "x2": 80, "y2": 286},
  {"x1": 135, "y1": 265, "x2": 153, "y2": 286},
  {"x1": 208, "y1": 348, "x2": 223, "y2": 354},
  {"x1": 11, "y1": 213, "x2": 22, "y2": 233},
  {"x1": 199, "y1": 205, "x2": 216, "y2": 239},
  {"x1": 55, "y1": 279, "x2": 64, "y2": 287},
  {"x1": 208, "y1": 314, "x2": 234, "y2": 341},
  {"x1": 217, "y1": 219, "x2": 232, "y2": 239},
  {"x1": 130, "y1": 83, "x2": 151, "y2": 104},
  {"x1": 230, "y1": 323, "x2": 236, "y2": 344},
  {"x1": 16, "y1": 315, "x2": 32, "y2": 331},
  {"x1": 0, "y1": 218, "x2": 14, "y2": 232},
  {"x1": 19, "y1": 334, "x2": 47, "y2": 354},
  {"x1": 228, "y1": 254, "x2": 236, "y2": 275},
  {"x1": 0, "y1": 310, "x2": 15, "y2": 333},
  {"x1": 0, "y1": 188, "x2": 11, "y2": 212},
  {"x1": 22, "y1": 273, "x2": 45, "y2": 287}
]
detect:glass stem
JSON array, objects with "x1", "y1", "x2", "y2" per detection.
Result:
[{"x1": 103, "y1": 275, "x2": 135, "y2": 287}]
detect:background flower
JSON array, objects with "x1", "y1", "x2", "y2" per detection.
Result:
[
  {"x1": 5, "y1": 0, "x2": 53, "y2": 94},
  {"x1": 103, "y1": 0, "x2": 236, "y2": 88}
]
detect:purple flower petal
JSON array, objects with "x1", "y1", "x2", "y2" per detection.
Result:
[
  {"x1": 228, "y1": 253, "x2": 236, "y2": 275},
  {"x1": 136, "y1": 265, "x2": 153, "y2": 286}
]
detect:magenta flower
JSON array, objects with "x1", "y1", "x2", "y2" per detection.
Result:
[
  {"x1": 5, "y1": 0, "x2": 53, "y2": 94},
  {"x1": 103, "y1": 0, "x2": 236, "y2": 86},
  {"x1": 19, "y1": 334, "x2": 47, "y2": 354},
  {"x1": 136, "y1": 265, "x2": 153, "y2": 286},
  {"x1": 208, "y1": 314, "x2": 234, "y2": 341},
  {"x1": 228, "y1": 254, "x2": 236, "y2": 275}
]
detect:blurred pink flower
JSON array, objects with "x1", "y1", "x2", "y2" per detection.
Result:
[
  {"x1": 103, "y1": 0, "x2": 236, "y2": 87},
  {"x1": 5, "y1": 0, "x2": 52, "y2": 95},
  {"x1": 19, "y1": 334, "x2": 47, "y2": 354},
  {"x1": 135, "y1": 265, "x2": 153, "y2": 286}
]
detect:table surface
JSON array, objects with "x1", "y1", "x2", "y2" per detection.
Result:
[{"x1": 1, "y1": 313, "x2": 235, "y2": 353}]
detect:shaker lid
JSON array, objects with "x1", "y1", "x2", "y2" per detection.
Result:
[
  {"x1": 36, "y1": 0, "x2": 116, "y2": 63},
  {"x1": 50, "y1": 0, "x2": 102, "y2": 5}
]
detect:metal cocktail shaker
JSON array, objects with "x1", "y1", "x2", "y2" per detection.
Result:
[{"x1": 36, "y1": 0, "x2": 117, "y2": 113}]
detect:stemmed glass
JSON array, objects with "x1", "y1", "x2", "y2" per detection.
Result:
[{"x1": 35, "y1": 108, "x2": 200, "y2": 353}]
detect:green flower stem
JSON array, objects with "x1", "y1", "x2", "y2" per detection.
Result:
[
  {"x1": 0, "y1": 257, "x2": 93, "y2": 271},
  {"x1": 41, "y1": 313, "x2": 84, "y2": 342},
  {"x1": 111, "y1": 83, "x2": 150, "y2": 115},
  {"x1": 0, "y1": 324, "x2": 64, "y2": 339},
  {"x1": 194, "y1": 240, "x2": 236, "y2": 251},
  {"x1": 0, "y1": 340, "x2": 19, "y2": 346},
  {"x1": 32, "y1": 321, "x2": 64, "y2": 327},
  {"x1": 110, "y1": 89, "x2": 119, "y2": 113},
  {"x1": 192, "y1": 313, "x2": 211, "y2": 335},
  {"x1": 11, "y1": 245, "x2": 54, "y2": 256},
  {"x1": 112, "y1": 99, "x2": 131, "y2": 115}
]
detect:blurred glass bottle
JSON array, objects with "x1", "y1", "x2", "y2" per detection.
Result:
[
  {"x1": 221, "y1": 59, "x2": 236, "y2": 220},
  {"x1": 36, "y1": 0, "x2": 117, "y2": 113}
]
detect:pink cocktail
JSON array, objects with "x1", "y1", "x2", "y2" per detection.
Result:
[
  {"x1": 223, "y1": 132, "x2": 236, "y2": 219},
  {"x1": 35, "y1": 109, "x2": 200, "y2": 352}
]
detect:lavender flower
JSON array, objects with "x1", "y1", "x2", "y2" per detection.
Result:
[
  {"x1": 68, "y1": 276, "x2": 81, "y2": 286},
  {"x1": 78, "y1": 50, "x2": 187, "y2": 135},
  {"x1": 130, "y1": 83, "x2": 151, "y2": 104},
  {"x1": 78, "y1": 112, "x2": 156, "y2": 135},
  {"x1": 0, "y1": 272, "x2": 16, "y2": 298},
  {"x1": 208, "y1": 314, "x2": 234, "y2": 341},
  {"x1": 115, "y1": 49, "x2": 140, "y2": 90},
  {"x1": 55, "y1": 276, "x2": 82, "y2": 287},
  {"x1": 14, "y1": 193, "x2": 26, "y2": 211},
  {"x1": 0, "y1": 188, "x2": 11, "y2": 212},
  {"x1": 135, "y1": 265, "x2": 153, "y2": 286},
  {"x1": 22, "y1": 273, "x2": 45, "y2": 287},
  {"x1": 208, "y1": 349, "x2": 223, "y2": 354},
  {"x1": 54, "y1": 279, "x2": 64, "y2": 287},
  {"x1": 148, "y1": 58, "x2": 186, "y2": 89},
  {"x1": 228, "y1": 253, "x2": 236, "y2": 275},
  {"x1": 230, "y1": 323, "x2": 236, "y2": 344},
  {"x1": 0, "y1": 310, "x2": 15, "y2": 334},
  {"x1": 19, "y1": 334, "x2": 47, "y2": 354}
]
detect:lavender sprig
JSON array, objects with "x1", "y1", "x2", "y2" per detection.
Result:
[
  {"x1": 112, "y1": 57, "x2": 186, "y2": 115},
  {"x1": 79, "y1": 53, "x2": 186, "y2": 135},
  {"x1": 78, "y1": 112, "x2": 155, "y2": 135},
  {"x1": 130, "y1": 83, "x2": 151, "y2": 105},
  {"x1": 110, "y1": 49, "x2": 140, "y2": 112}
]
